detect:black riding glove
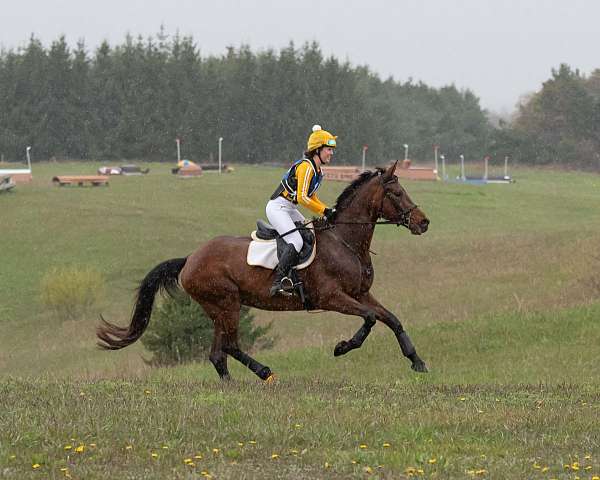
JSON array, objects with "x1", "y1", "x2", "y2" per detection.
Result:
[{"x1": 323, "y1": 207, "x2": 336, "y2": 222}]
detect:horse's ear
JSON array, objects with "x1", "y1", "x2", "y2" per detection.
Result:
[{"x1": 383, "y1": 160, "x2": 398, "y2": 181}]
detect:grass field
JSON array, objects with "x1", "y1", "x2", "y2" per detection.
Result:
[{"x1": 1, "y1": 162, "x2": 600, "y2": 478}]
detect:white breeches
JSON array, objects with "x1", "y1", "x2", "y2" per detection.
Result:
[{"x1": 265, "y1": 196, "x2": 306, "y2": 253}]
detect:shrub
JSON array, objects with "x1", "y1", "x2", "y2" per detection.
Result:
[
  {"x1": 40, "y1": 266, "x2": 105, "y2": 319},
  {"x1": 141, "y1": 294, "x2": 275, "y2": 366}
]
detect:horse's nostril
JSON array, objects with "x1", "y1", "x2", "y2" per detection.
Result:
[{"x1": 421, "y1": 219, "x2": 430, "y2": 227}]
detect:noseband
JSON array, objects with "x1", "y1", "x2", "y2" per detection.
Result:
[{"x1": 383, "y1": 191, "x2": 417, "y2": 228}]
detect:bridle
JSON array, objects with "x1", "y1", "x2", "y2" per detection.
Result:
[
  {"x1": 330, "y1": 176, "x2": 418, "y2": 228},
  {"x1": 277, "y1": 174, "x2": 418, "y2": 246}
]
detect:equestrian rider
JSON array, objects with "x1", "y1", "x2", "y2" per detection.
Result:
[{"x1": 266, "y1": 124, "x2": 337, "y2": 296}]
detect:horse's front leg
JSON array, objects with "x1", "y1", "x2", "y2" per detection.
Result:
[
  {"x1": 363, "y1": 293, "x2": 428, "y2": 373},
  {"x1": 320, "y1": 292, "x2": 378, "y2": 356}
]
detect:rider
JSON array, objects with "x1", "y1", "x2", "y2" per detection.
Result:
[{"x1": 266, "y1": 124, "x2": 337, "y2": 296}]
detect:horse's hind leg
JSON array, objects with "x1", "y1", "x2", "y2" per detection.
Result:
[
  {"x1": 223, "y1": 335, "x2": 274, "y2": 381},
  {"x1": 203, "y1": 301, "x2": 274, "y2": 382},
  {"x1": 209, "y1": 328, "x2": 230, "y2": 380}
]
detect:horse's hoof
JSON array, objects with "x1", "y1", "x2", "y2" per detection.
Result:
[
  {"x1": 264, "y1": 374, "x2": 277, "y2": 384},
  {"x1": 334, "y1": 341, "x2": 349, "y2": 357},
  {"x1": 411, "y1": 361, "x2": 428, "y2": 373}
]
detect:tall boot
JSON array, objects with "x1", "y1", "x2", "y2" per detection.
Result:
[{"x1": 269, "y1": 243, "x2": 300, "y2": 297}]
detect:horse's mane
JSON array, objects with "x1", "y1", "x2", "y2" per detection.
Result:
[{"x1": 332, "y1": 168, "x2": 384, "y2": 218}]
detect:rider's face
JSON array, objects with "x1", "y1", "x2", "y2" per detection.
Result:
[{"x1": 319, "y1": 147, "x2": 335, "y2": 164}]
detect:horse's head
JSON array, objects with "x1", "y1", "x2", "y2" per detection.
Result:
[{"x1": 379, "y1": 162, "x2": 429, "y2": 235}]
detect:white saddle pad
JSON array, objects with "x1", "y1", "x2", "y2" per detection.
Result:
[{"x1": 247, "y1": 231, "x2": 317, "y2": 270}]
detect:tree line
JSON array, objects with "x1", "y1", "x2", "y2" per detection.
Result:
[{"x1": 0, "y1": 32, "x2": 598, "y2": 169}]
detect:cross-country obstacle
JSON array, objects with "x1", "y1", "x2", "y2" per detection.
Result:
[
  {"x1": 0, "y1": 175, "x2": 16, "y2": 192},
  {"x1": 0, "y1": 146, "x2": 33, "y2": 183},
  {"x1": 394, "y1": 159, "x2": 438, "y2": 181},
  {"x1": 321, "y1": 166, "x2": 361, "y2": 182},
  {"x1": 441, "y1": 155, "x2": 514, "y2": 184},
  {"x1": 52, "y1": 175, "x2": 109, "y2": 187},
  {"x1": 322, "y1": 160, "x2": 438, "y2": 183}
]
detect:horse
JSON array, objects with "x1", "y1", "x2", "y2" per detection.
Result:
[{"x1": 97, "y1": 161, "x2": 430, "y2": 381}]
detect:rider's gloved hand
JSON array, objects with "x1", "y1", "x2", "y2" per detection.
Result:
[{"x1": 323, "y1": 207, "x2": 336, "y2": 222}]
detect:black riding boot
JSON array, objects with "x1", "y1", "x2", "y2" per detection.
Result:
[{"x1": 269, "y1": 243, "x2": 300, "y2": 297}]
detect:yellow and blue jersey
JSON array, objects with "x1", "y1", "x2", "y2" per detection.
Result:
[{"x1": 278, "y1": 158, "x2": 328, "y2": 215}]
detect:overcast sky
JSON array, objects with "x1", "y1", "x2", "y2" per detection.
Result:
[{"x1": 2, "y1": 0, "x2": 599, "y2": 113}]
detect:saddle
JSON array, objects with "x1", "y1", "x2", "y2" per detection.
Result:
[{"x1": 247, "y1": 220, "x2": 316, "y2": 270}]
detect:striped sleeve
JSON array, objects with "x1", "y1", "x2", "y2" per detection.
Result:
[{"x1": 296, "y1": 162, "x2": 328, "y2": 215}]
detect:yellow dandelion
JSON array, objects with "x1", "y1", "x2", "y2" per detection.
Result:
[
  {"x1": 364, "y1": 466, "x2": 373, "y2": 474},
  {"x1": 351, "y1": 460, "x2": 358, "y2": 465},
  {"x1": 564, "y1": 464, "x2": 570, "y2": 469},
  {"x1": 60, "y1": 468, "x2": 68, "y2": 472},
  {"x1": 324, "y1": 462, "x2": 331, "y2": 468},
  {"x1": 271, "y1": 453, "x2": 279, "y2": 459},
  {"x1": 382, "y1": 442, "x2": 391, "y2": 448},
  {"x1": 237, "y1": 442, "x2": 244, "y2": 447},
  {"x1": 89, "y1": 443, "x2": 96, "y2": 448},
  {"x1": 290, "y1": 449, "x2": 299, "y2": 455},
  {"x1": 75, "y1": 445, "x2": 85, "y2": 453},
  {"x1": 249, "y1": 440, "x2": 257, "y2": 445},
  {"x1": 533, "y1": 462, "x2": 541, "y2": 469},
  {"x1": 194, "y1": 454, "x2": 202, "y2": 459},
  {"x1": 429, "y1": 458, "x2": 437, "y2": 464},
  {"x1": 459, "y1": 396, "x2": 466, "y2": 401},
  {"x1": 359, "y1": 444, "x2": 368, "y2": 449},
  {"x1": 592, "y1": 476, "x2": 600, "y2": 480},
  {"x1": 405, "y1": 467, "x2": 417, "y2": 475},
  {"x1": 9, "y1": 455, "x2": 16, "y2": 459},
  {"x1": 162, "y1": 445, "x2": 169, "y2": 450},
  {"x1": 294, "y1": 423, "x2": 302, "y2": 428},
  {"x1": 585, "y1": 466, "x2": 593, "y2": 471},
  {"x1": 151, "y1": 452, "x2": 158, "y2": 459},
  {"x1": 585, "y1": 454, "x2": 592, "y2": 460},
  {"x1": 572, "y1": 463, "x2": 580, "y2": 471},
  {"x1": 125, "y1": 445, "x2": 133, "y2": 450},
  {"x1": 201, "y1": 471, "x2": 209, "y2": 476},
  {"x1": 144, "y1": 389, "x2": 151, "y2": 394},
  {"x1": 187, "y1": 462, "x2": 196, "y2": 468},
  {"x1": 184, "y1": 458, "x2": 193, "y2": 464},
  {"x1": 475, "y1": 469, "x2": 487, "y2": 475},
  {"x1": 212, "y1": 448, "x2": 220, "y2": 454},
  {"x1": 79, "y1": 391, "x2": 86, "y2": 396},
  {"x1": 64, "y1": 445, "x2": 72, "y2": 450},
  {"x1": 541, "y1": 467, "x2": 549, "y2": 472},
  {"x1": 32, "y1": 463, "x2": 41, "y2": 469},
  {"x1": 417, "y1": 468, "x2": 424, "y2": 474}
]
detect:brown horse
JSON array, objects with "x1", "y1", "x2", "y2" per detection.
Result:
[{"x1": 97, "y1": 161, "x2": 430, "y2": 380}]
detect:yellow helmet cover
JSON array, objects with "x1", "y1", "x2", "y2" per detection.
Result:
[{"x1": 307, "y1": 124, "x2": 337, "y2": 151}]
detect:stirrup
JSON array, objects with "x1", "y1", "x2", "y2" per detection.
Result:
[
  {"x1": 281, "y1": 276, "x2": 295, "y2": 293},
  {"x1": 269, "y1": 276, "x2": 295, "y2": 297}
]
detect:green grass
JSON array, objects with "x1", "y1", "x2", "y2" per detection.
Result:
[
  {"x1": 1, "y1": 162, "x2": 600, "y2": 478},
  {"x1": 2, "y1": 306, "x2": 599, "y2": 479}
]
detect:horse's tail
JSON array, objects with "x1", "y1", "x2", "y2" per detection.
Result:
[{"x1": 96, "y1": 257, "x2": 188, "y2": 350}]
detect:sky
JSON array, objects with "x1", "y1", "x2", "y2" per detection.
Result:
[{"x1": 1, "y1": 0, "x2": 599, "y2": 113}]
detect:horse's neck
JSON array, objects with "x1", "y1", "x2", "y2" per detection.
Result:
[{"x1": 333, "y1": 188, "x2": 379, "y2": 257}]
